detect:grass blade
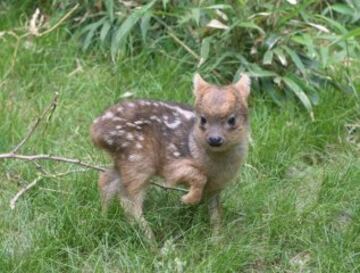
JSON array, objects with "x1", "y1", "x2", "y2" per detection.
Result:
[
  {"x1": 100, "y1": 20, "x2": 111, "y2": 43},
  {"x1": 282, "y1": 46, "x2": 306, "y2": 75},
  {"x1": 200, "y1": 37, "x2": 211, "y2": 66},
  {"x1": 140, "y1": 12, "x2": 152, "y2": 43},
  {"x1": 111, "y1": 1, "x2": 156, "y2": 61},
  {"x1": 262, "y1": 50, "x2": 274, "y2": 65},
  {"x1": 282, "y1": 76, "x2": 314, "y2": 120}
]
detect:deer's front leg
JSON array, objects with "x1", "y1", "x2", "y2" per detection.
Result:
[
  {"x1": 208, "y1": 193, "x2": 223, "y2": 236},
  {"x1": 163, "y1": 159, "x2": 207, "y2": 205}
]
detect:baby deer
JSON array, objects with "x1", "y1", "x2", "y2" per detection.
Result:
[{"x1": 90, "y1": 73, "x2": 251, "y2": 240}]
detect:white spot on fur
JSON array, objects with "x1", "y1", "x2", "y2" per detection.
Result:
[
  {"x1": 102, "y1": 112, "x2": 114, "y2": 120},
  {"x1": 127, "y1": 102, "x2": 135, "y2": 108},
  {"x1": 128, "y1": 154, "x2": 142, "y2": 161},
  {"x1": 161, "y1": 104, "x2": 195, "y2": 120},
  {"x1": 126, "y1": 133, "x2": 134, "y2": 141},
  {"x1": 113, "y1": 117, "x2": 123, "y2": 122},
  {"x1": 168, "y1": 143, "x2": 178, "y2": 152},
  {"x1": 105, "y1": 136, "x2": 114, "y2": 145},
  {"x1": 135, "y1": 143, "x2": 143, "y2": 149},
  {"x1": 150, "y1": 115, "x2": 161, "y2": 122},
  {"x1": 134, "y1": 120, "x2": 144, "y2": 125},
  {"x1": 164, "y1": 119, "x2": 181, "y2": 129},
  {"x1": 126, "y1": 122, "x2": 137, "y2": 128},
  {"x1": 173, "y1": 151, "x2": 181, "y2": 157},
  {"x1": 137, "y1": 134, "x2": 144, "y2": 141},
  {"x1": 116, "y1": 125, "x2": 122, "y2": 129},
  {"x1": 117, "y1": 130, "x2": 125, "y2": 135},
  {"x1": 117, "y1": 106, "x2": 123, "y2": 112},
  {"x1": 121, "y1": 142, "x2": 129, "y2": 148}
]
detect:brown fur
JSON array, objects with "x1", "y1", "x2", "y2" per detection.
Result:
[{"x1": 90, "y1": 73, "x2": 251, "y2": 239}]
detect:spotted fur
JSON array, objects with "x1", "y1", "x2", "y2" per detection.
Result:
[{"x1": 90, "y1": 73, "x2": 251, "y2": 240}]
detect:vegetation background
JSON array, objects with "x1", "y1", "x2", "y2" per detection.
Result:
[{"x1": 0, "y1": 0, "x2": 359, "y2": 272}]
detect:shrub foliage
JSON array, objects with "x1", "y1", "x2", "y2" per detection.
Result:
[{"x1": 43, "y1": 1, "x2": 360, "y2": 115}]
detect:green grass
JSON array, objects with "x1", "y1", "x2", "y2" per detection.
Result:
[{"x1": 1, "y1": 12, "x2": 360, "y2": 273}]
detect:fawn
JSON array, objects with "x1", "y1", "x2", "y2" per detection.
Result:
[{"x1": 90, "y1": 73, "x2": 251, "y2": 240}]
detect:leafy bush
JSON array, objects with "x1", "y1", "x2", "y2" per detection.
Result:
[{"x1": 51, "y1": 1, "x2": 360, "y2": 116}]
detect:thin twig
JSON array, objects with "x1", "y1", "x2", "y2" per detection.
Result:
[
  {"x1": 9, "y1": 169, "x2": 85, "y2": 209},
  {"x1": 1, "y1": 33, "x2": 22, "y2": 81},
  {"x1": 1, "y1": 4, "x2": 78, "y2": 84},
  {"x1": 10, "y1": 176, "x2": 43, "y2": 209},
  {"x1": 0, "y1": 152, "x2": 188, "y2": 192},
  {"x1": 153, "y1": 17, "x2": 200, "y2": 61},
  {"x1": 167, "y1": 31, "x2": 201, "y2": 61},
  {"x1": 0, "y1": 153, "x2": 107, "y2": 172},
  {"x1": 151, "y1": 182, "x2": 188, "y2": 193},
  {"x1": 11, "y1": 92, "x2": 59, "y2": 153},
  {"x1": 37, "y1": 4, "x2": 79, "y2": 37},
  {"x1": 153, "y1": 17, "x2": 223, "y2": 79}
]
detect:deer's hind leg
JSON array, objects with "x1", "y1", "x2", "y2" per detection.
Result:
[
  {"x1": 116, "y1": 159, "x2": 156, "y2": 241},
  {"x1": 98, "y1": 168, "x2": 122, "y2": 214}
]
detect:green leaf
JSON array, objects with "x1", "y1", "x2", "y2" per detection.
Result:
[
  {"x1": 203, "y1": 4, "x2": 232, "y2": 10},
  {"x1": 162, "y1": 0, "x2": 170, "y2": 10},
  {"x1": 82, "y1": 19, "x2": 106, "y2": 51},
  {"x1": 315, "y1": 15, "x2": 348, "y2": 34},
  {"x1": 200, "y1": 37, "x2": 211, "y2": 65},
  {"x1": 330, "y1": 4, "x2": 354, "y2": 16},
  {"x1": 100, "y1": 20, "x2": 111, "y2": 43},
  {"x1": 319, "y1": 46, "x2": 329, "y2": 68},
  {"x1": 262, "y1": 50, "x2": 273, "y2": 65},
  {"x1": 282, "y1": 46, "x2": 306, "y2": 75},
  {"x1": 274, "y1": 48, "x2": 287, "y2": 66},
  {"x1": 235, "y1": 22, "x2": 265, "y2": 35},
  {"x1": 111, "y1": 0, "x2": 156, "y2": 61},
  {"x1": 291, "y1": 34, "x2": 316, "y2": 58},
  {"x1": 261, "y1": 78, "x2": 284, "y2": 107},
  {"x1": 334, "y1": 27, "x2": 360, "y2": 43},
  {"x1": 78, "y1": 18, "x2": 106, "y2": 36},
  {"x1": 294, "y1": 77, "x2": 320, "y2": 105},
  {"x1": 191, "y1": 8, "x2": 201, "y2": 26},
  {"x1": 282, "y1": 76, "x2": 314, "y2": 120},
  {"x1": 248, "y1": 64, "x2": 277, "y2": 77},
  {"x1": 140, "y1": 12, "x2": 152, "y2": 42},
  {"x1": 105, "y1": 0, "x2": 114, "y2": 22},
  {"x1": 265, "y1": 34, "x2": 281, "y2": 50}
]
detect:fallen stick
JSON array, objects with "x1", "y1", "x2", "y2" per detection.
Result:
[
  {"x1": 11, "y1": 92, "x2": 59, "y2": 153},
  {"x1": 0, "y1": 153, "x2": 107, "y2": 172},
  {"x1": 10, "y1": 176, "x2": 43, "y2": 209}
]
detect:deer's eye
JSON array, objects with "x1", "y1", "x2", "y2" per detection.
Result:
[
  {"x1": 227, "y1": 116, "x2": 236, "y2": 126},
  {"x1": 200, "y1": 116, "x2": 207, "y2": 126}
]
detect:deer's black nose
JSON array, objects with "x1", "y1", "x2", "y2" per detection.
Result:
[{"x1": 207, "y1": 136, "x2": 224, "y2": 147}]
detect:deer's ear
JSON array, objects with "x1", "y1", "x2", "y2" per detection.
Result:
[
  {"x1": 233, "y1": 74, "x2": 251, "y2": 99},
  {"x1": 193, "y1": 73, "x2": 210, "y2": 97}
]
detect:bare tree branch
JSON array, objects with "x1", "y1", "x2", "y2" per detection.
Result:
[
  {"x1": 10, "y1": 176, "x2": 43, "y2": 209},
  {"x1": 11, "y1": 92, "x2": 59, "y2": 154},
  {"x1": 9, "y1": 169, "x2": 86, "y2": 209},
  {"x1": 151, "y1": 182, "x2": 188, "y2": 193},
  {"x1": 0, "y1": 153, "x2": 107, "y2": 172},
  {"x1": 37, "y1": 4, "x2": 79, "y2": 37}
]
